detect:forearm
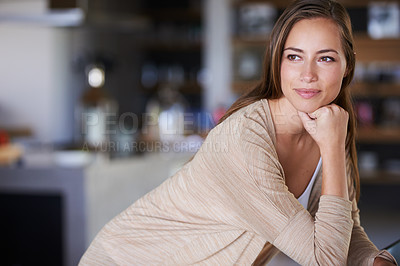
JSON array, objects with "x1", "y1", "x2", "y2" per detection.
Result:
[
  {"x1": 320, "y1": 145, "x2": 349, "y2": 200},
  {"x1": 298, "y1": 105, "x2": 349, "y2": 200},
  {"x1": 347, "y1": 211, "x2": 398, "y2": 265}
]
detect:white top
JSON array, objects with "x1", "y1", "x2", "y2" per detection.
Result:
[{"x1": 297, "y1": 158, "x2": 322, "y2": 209}]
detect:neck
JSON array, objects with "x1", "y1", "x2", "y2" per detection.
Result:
[
  {"x1": 269, "y1": 97, "x2": 309, "y2": 143},
  {"x1": 268, "y1": 97, "x2": 320, "y2": 170}
]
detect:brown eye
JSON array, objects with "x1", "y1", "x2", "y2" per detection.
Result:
[
  {"x1": 288, "y1": 55, "x2": 301, "y2": 61},
  {"x1": 319, "y1": 56, "x2": 335, "y2": 62}
]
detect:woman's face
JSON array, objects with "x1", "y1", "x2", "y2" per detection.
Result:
[{"x1": 280, "y1": 18, "x2": 347, "y2": 113}]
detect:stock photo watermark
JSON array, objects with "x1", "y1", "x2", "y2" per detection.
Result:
[
  {"x1": 80, "y1": 111, "x2": 230, "y2": 153},
  {"x1": 79, "y1": 111, "x2": 314, "y2": 154}
]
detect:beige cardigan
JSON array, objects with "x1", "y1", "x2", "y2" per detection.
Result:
[{"x1": 80, "y1": 99, "x2": 396, "y2": 265}]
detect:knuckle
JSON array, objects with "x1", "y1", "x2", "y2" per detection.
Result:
[
  {"x1": 331, "y1": 105, "x2": 340, "y2": 112},
  {"x1": 320, "y1": 107, "x2": 329, "y2": 114},
  {"x1": 341, "y1": 108, "x2": 349, "y2": 118}
]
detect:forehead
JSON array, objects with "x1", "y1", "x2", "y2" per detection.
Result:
[{"x1": 285, "y1": 18, "x2": 342, "y2": 51}]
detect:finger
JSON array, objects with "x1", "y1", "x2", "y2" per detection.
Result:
[
  {"x1": 327, "y1": 103, "x2": 340, "y2": 110},
  {"x1": 298, "y1": 111, "x2": 317, "y2": 135},
  {"x1": 308, "y1": 109, "x2": 321, "y2": 119},
  {"x1": 297, "y1": 111, "x2": 312, "y2": 122},
  {"x1": 327, "y1": 104, "x2": 340, "y2": 113}
]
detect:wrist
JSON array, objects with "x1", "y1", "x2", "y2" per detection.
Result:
[
  {"x1": 320, "y1": 145, "x2": 348, "y2": 199},
  {"x1": 319, "y1": 144, "x2": 346, "y2": 159}
]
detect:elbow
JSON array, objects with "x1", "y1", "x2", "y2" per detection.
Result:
[{"x1": 313, "y1": 240, "x2": 349, "y2": 265}]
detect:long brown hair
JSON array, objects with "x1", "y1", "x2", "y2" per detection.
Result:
[{"x1": 220, "y1": 0, "x2": 360, "y2": 201}]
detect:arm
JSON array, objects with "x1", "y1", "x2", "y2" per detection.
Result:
[
  {"x1": 234, "y1": 105, "x2": 353, "y2": 265},
  {"x1": 298, "y1": 104, "x2": 349, "y2": 200},
  {"x1": 347, "y1": 193, "x2": 397, "y2": 265},
  {"x1": 300, "y1": 105, "x2": 397, "y2": 265}
]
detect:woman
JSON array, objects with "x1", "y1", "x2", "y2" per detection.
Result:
[{"x1": 80, "y1": 0, "x2": 397, "y2": 265}]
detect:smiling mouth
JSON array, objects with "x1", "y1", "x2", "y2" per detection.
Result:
[{"x1": 294, "y1": 89, "x2": 321, "y2": 99}]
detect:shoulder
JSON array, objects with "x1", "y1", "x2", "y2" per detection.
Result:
[
  {"x1": 212, "y1": 99, "x2": 279, "y2": 164},
  {"x1": 201, "y1": 99, "x2": 277, "y2": 160},
  {"x1": 217, "y1": 99, "x2": 275, "y2": 138},
  {"x1": 231, "y1": 98, "x2": 271, "y2": 122},
  {"x1": 235, "y1": 99, "x2": 276, "y2": 144}
]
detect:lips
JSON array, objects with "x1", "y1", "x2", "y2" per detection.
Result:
[{"x1": 294, "y1": 88, "x2": 321, "y2": 99}]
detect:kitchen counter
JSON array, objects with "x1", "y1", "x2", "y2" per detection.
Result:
[{"x1": 0, "y1": 152, "x2": 192, "y2": 266}]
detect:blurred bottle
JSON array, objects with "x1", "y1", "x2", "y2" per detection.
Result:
[
  {"x1": 142, "y1": 82, "x2": 188, "y2": 152},
  {"x1": 158, "y1": 83, "x2": 187, "y2": 143},
  {"x1": 77, "y1": 65, "x2": 118, "y2": 151}
]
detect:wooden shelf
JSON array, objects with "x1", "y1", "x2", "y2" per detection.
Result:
[
  {"x1": 357, "y1": 127, "x2": 400, "y2": 143},
  {"x1": 179, "y1": 81, "x2": 203, "y2": 94},
  {"x1": 360, "y1": 170, "x2": 400, "y2": 185},
  {"x1": 354, "y1": 35, "x2": 400, "y2": 63},
  {"x1": 232, "y1": 80, "x2": 259, "y2": 94},
  {"x1": 351, "y1": 82, "x2": 400, "y2": 97}
]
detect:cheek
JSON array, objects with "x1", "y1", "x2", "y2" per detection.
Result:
[
  {"x1": 322, "y1": 68, "x2": 344, "y2": 99},
  {"x1": 325, "y1": 67, "x2": 345, "y2": 88},
  {"x1": 280, "y1": 63, "x2": 296, "y2": 87}
]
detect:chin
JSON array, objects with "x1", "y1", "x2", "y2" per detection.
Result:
[
  {"x1": 296, "y1": 104, "x2": 321, "y2": 114},
  {"x1": 284, "y1": 95, "x2": 330, "y2": 114},
  {"x1": 295, "y1": 99, "x2": 336, "y2": 114}
]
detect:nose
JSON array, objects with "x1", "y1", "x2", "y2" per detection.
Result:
[{"x1": 300, "y1": 61, "x2": 318, "y2": 83}]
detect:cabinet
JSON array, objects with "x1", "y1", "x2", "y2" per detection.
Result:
[
  {"x1": 230, "y1": 1, "x2": 400, "y2": 183},
  {"x1": 138, "y1": 1, "x2": 203, "y2": 110}
]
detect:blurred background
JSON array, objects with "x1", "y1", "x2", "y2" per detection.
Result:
[{"x1": 0, "y1": 0, "x2": 399, "y2": 265}]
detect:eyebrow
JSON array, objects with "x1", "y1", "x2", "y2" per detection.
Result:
[{"x1": 283, "y1": 47, "x2": 339, "y2": 54}]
